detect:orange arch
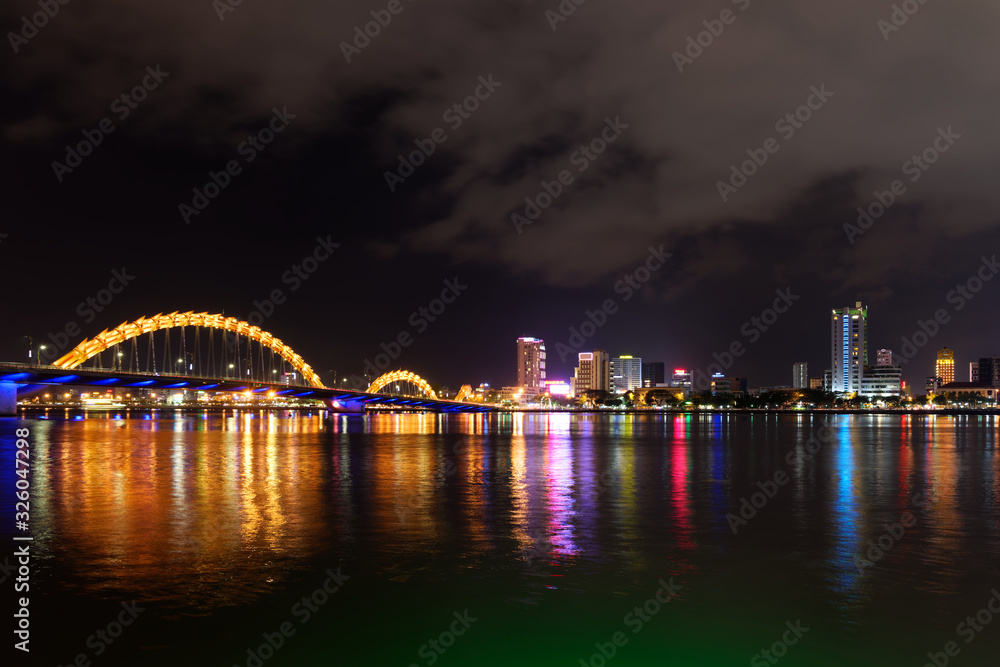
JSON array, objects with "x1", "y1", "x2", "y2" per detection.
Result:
[
  {"x1": 367, "y1": 371, "x2": 437, "y2": 399},
  {"x1": 51, "y1": 311, "x2": 324, "y2": 388}
]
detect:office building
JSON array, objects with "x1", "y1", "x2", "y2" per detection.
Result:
[
  {"x1": 516, "y1": 337, "x2": 546, "y2": 389},
  {"x1": 573, "y1": 350, "x2": 610, "y2": 394},
  {"x1": 792, "y1": 362, "x2": 808, "y2": 389},
  {"x1": 925, "y1": 376, "x2": 940, "y2": 395},
  {"x1": 971, "y1": 362, "x2": 980, "y2": 383},
  {"x1": 611, "y1": 355, "x2": 643, "y2": 393},
  {"x1": 977, "y1": 356, "x2": 1000, "y2": 388},
  {"x1": 711, "y1": 373, "x2": 731, "y2": 396},
  {"x1": 671, "y1": 369, "x2": 693, "y2": 391},
  {"x1": 861, "y1": 365, "x2": 902, "y2": 398},
  {"x1": 831, "y1": 302, "x2": 868, "y2": 394},
  {"x1": 809, "y1": 377, "x2": 824, "y2": 390},
  {"x1": 876, "y1": 349, "x2": 894, "y2": 366},
  {"x1": 642, "y1": 362, "x2": 665, "y2": 387},
  {"x1": 935, "y1": 347, "x2": 955, "y2": 385}
]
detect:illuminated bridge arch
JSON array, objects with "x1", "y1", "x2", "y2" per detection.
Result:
[
  {"x1": 367, "y1": 371, "x2": 437, "y2": 399},
  {"x1": 51, "y1": 311, "x2": 324, "y2": 388}
]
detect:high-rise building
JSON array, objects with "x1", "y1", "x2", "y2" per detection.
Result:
[
  {"x1": 935, "y1": 347, "x2": 955, "y2": 385},
  {"x1": 642, "y1": 362, "x2": 665, "y2": 387},
  {"x1": 711, "y1": 373, "x2": 731, "y2": 396},
  {"x1": 877, "y1": 349, "x2": 894, "y2": 366},
  {"x1": 977, "y1": 356, "x2": 1000, "y2": 388},
  {"x1": 611, "y1": 355, "x2": 643, "y2": 393},
  {"x1": 573, "y1": 350, "x2": 610, "y2": 394},
  {"x1": 831, "y1": 302, "x2": 868, "y2": 394},
  {"x1": 792, "y1": 362, "x2": 808, "y2": 389},
  {"x1": 971, "y1": 362, "x2": 980, "y2": 383},
  {"x1": 861, "y1": 365, "x2": 902, "y2": 398},
  {"x1": 516, "y1": 337, "x2": 546, "y2": 389},
  {"x1": 671, "y1": 369, "x2": 693, "y2": 391}
]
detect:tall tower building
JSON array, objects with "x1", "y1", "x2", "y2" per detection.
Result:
[
  {"x1": 935, "y1": 347, "x2": 955, "y2": 385},
  {"x1": 792, "y1": 362, "x2": 808, "y2": 389},
  {"x1": 573, "y1": 350, "x2": 610, "y2": 394},
  {"x1": 642, "y1": 361, "x2": 665, "y2": 387},
  {"x1": 611, "y1": 355, "x2": 643, "y2": 393},
  {"x1": 877, "y1": 349, "x2": 893, "y2": 366},
  {"x1": 516, "y1": 337, "x2": 546, "y2": 389},
  {"x1": 831, "y1": 302, "x2": 868, "y2": 394},
  {"x1": 977, "y1": 356, "x2": 1000, "y2": 388}
]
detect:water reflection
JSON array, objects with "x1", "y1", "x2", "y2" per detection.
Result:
[{"x1": 3, "y1": 411, "x2": 999, "y2": 619}]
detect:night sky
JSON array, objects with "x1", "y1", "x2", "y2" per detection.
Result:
[{"x1": 2, "y1": 0, "x2": 998, "y2": 390}]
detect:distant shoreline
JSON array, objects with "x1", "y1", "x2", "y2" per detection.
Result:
[{"x1": 13, "y1": 405, "x2": 1000, "y2": 417}]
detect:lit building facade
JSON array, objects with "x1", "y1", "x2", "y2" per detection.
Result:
[
  {"x1": 876, "y1": 349, "x2": 894, "y2": 366},
  {"x1": 516, "y1": 337, "x2": 546, "y2": 389},
  {"x1": 860, "y1": 365, "x2": 902, "y2": 398},
  {"x1": 831, "y1": 302, "x2": 868, "y2": 394},
  {"x1": 573, "y1": 350, "x2": 610, "y2": 394},
  {"x1": 935, "y1": 347, "x2": 955, "y2": 385},
  {"x1": 672, "y1": 369, "x2": 693, "y2": 391},
  {"x1": 611, "y1": 355, "x2": 643, "y2": 393},
  {"x1": 792, "y1": 362, "x2": 808, "y2": 389}
]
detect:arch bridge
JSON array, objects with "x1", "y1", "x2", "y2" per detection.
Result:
[{"x1": 1, "y1": 311, "x2": 491, "y2": 414}]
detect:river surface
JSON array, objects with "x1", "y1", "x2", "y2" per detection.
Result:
[{"x1": 2, "y1": 411, "x2": 1000, "y2": 666}]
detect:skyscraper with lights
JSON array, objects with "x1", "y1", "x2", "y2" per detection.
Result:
[
  {"x1": 831, "y1": 302, "x2": 868, "y2": 394},
  {"x1": 516, "y1": 337, "x2": 546, "y2": 389}
]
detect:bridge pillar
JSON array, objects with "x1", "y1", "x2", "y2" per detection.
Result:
[
  {"x1": 0, "y1": 382, "x2": 17, "y2": 417},
  {"x1": 328, "y1": 398, "x2": 366, "y2": 414}
]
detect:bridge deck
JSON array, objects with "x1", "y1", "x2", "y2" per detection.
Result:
[{"x1": 0, "y1": 363, "x2": 493, "y2": 412}]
